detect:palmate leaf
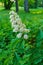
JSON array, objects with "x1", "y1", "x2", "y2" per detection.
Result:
[
  {"x1": 36, "y1": 29, "x2": 43, "y2": 47},
  {"x1": 19, "y1": 54, "x2": 31, "y2": 65},
  {"x1": 7, "y1": 37, "x2": 21, "y2": 50},
  {"x1": 4, "y1": 53, "x2": 13, "y2": 65},
  {"x1": 29, "y1": 47, "x2": 43, "y2": 65},
  {"x1": 16, "y1": 40, "x2": 25, "y2": 54},
  {"x1": 33, "y1": 49, "x2": 42, "y2": 64},
  {"x1": 40, "y1": 29, "x2": 43, "y2": 39},
  {"x1": 33, "y1": 58, "x2": 42, "y2": 65},
  {"x1": 14, "y1": 52, "x2": 21, "y2": 65}
]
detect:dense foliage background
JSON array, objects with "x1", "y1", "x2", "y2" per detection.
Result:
[
  {"x1": 0, "y1": 0, "x2": 43, "y2": 65},
  {"x1": 18, "y1": 0, "x2": 43, "y2": 7},
  {"x1": 0, "y1": 9, "x2": 43, "y2": 65},
  {"x1": 0, "y1": 0, "x2": 43, "y2": 8}
]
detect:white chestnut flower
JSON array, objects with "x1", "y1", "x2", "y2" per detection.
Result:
[
  {"x1": 11, "y1": 22, "x2": 16, "y2": 27},
  {"x1": 12, "y1": 21, "x2": 17, "y2": 24},
  {"x1": 10, "y1": 0, "x2": 14, "y2": 2},
  {"x1": 22, "y1": 24, "x2": 26, "y2": 28},
  {"x1": 10, "y1": 15, "x2": 14, "y2": 19},
  {"x1": 15, "y1": 15, "x2": 19, "y2": 19},
  {"x1": 13, "y1": 27, "x2": 19, "y2": 32},
  {"x1": 11, "y1": 23, "x2": 14, "y2": 28},
  {"x1": 24, "y1": 34, "x2": 28, "y2": 39},
  {"x1": 16, "y1": 20, "x2": 22, "y2": 25},
  {"x1": 17, "y1": 33, "x2": 22, "y2": 38},
  {"x1": 14, "y1": 24, "x2": 19, "y2": 28},
  {"x1": 10, "y1": 18, "x2": 15, "y2": 22},
  {"x1": 10, "y1": 19, "x2": 14, "y2": 22},
  {"x1": 9, "y1": 11, "x2": 15, "y2": 15},
  {"x1": 14, "y1": 13, "x2": 17, "y2": 16},
  {"x1": 19, "y1": 27, "x2": 24, "y2": 32},
  {"x1": 24, "y1": 29, "x2": 30, "y2": 33},
  {"x1": 16, "y1": 17, "x2": 21, "y2": 20},
  {"x1": 9, "y1": 11, "x2": 30, "y2": 40}
]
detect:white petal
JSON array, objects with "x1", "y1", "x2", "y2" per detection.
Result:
[
  {"x1": 24, "y1": 29, "x2": 30, "y2": 33},
  {"x1": 17, "y1": 33, "x2": 22, "y2": 38},
  {"x1": 10, "y1": 15, "x2": 14, "y2": 19},
  {"x1": 13, "y1": 28, "x2": 18, "y2": 32},
  {"x1": 9, "y1": 11, "x2": 15, "y2": 15},
  {"x1": 24, "y1": 34, "x2": 28, "y2": 39},
  {"x1": 19, "y1": 27, "x2": 24, "y2": 32}
]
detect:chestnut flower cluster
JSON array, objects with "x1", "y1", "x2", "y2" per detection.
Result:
[
  {"x1": 10, "y1": 0, "x2": 14, "y2": 2},
  {"x1": 9, "y1": 11, "x2": 30, "y2": 39}
]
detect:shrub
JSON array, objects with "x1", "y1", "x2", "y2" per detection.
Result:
[{"x1": 0, "y1": 10, "x2": 43, "y2": 65}]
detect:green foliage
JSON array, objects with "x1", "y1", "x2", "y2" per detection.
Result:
[
  {"x1": 18, "y1": 0, "x2": 35, "y2": 7},
  {"x1": 0, "y1": 9, "x2": 43, "y2": 65},
  {"x1": 2, "y1": 0, "x2": 13, "y2": 10},
  {"x1": 18, "y1": 0, "x2": 36, "y2": 8},
  {"x1": 18, "y1": 0, "x2": 24, "y2": 7},
  {"x1": 18, "y1": 0, "x2": 43, "y2": 8}
]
